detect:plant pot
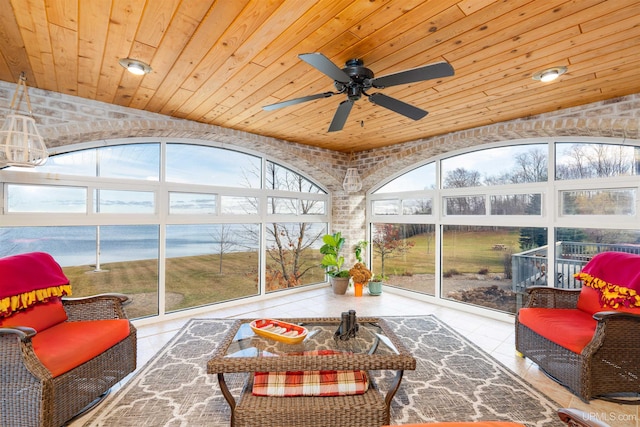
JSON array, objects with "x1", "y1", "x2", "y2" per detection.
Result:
[
  {"x1": 330, "y1": 276, "x2": 349, "y2": 295},
  {"x1": 354, "y1": 282, "x2": 364, "y2": 297},
  {"x1": 368, "y1": 281, "x2": 383, "y2": 296}
]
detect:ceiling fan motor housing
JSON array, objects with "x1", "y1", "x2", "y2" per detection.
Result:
[{"x1": 335, "y1": 58, "x2": 374, "y2": 101}]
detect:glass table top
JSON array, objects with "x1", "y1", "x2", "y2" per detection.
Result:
[{"x1": 225, "y1": 319, "x2": 399, "y2": 359}]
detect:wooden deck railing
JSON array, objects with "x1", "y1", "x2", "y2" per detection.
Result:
[{"x1": 511, "y1": 242, "x2": 640, "y2": 295}]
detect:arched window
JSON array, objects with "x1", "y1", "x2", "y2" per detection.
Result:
[
  {"x1": 0, "y1": 139, "x2": 329, "y2": 319},
  {"x1": 368, "y1": 139, "x2": 640, "y2": 315}
]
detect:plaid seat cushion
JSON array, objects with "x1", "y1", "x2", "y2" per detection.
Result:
[{"x1": 252, "y1": 350, "x2": 369, "y2": 397}]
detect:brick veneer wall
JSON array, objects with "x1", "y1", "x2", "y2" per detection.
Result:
[{"x1": 1, "y1": 81, "x2": 639, "y2": 262}]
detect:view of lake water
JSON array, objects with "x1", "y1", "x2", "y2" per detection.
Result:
[{"x1": 0, "y1": 225, "x2": 257, "y2": 267}]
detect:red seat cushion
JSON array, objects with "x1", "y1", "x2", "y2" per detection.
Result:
[
  {"x1": 518, "y1": 308, "x2": 596, "y2": 354},
  {"x1": 0, "y1": 298, "x2": 68, "y2": 331},
  {"x1": 31, "y1": 319, "x2": 130, "y2": 377}
]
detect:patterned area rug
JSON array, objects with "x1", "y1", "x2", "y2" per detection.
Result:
[{"x1": 84, "y1": 316, "x2": 564, "y2": 427}]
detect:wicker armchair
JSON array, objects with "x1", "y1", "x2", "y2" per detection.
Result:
[
  {"x1": 1, "y1": 294, "x2": 137, "y2": 427},
  {"x1": 515, "y1": 285, "x2": 640, "y2": 403},
  {"x1": 0, "y1": 252, "x2": 137, "y2": 427}
]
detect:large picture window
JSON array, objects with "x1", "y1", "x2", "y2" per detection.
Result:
[
  {"x1": 370, "y1": 223, "x2": 435, "y2": 296},
  {"x1": 370, "y1": 138, "x2": 640, "y2": 315},
  {"x1": 165, "y1": 224, "x2": 260, "y2": 313},
  {"x1": 0, "y1": 140, "x2": 328, "y2": 320}
]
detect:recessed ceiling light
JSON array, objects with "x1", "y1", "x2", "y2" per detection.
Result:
[
  {"x1": 532, "y1": 66, "x2": 567, "y2": 82},
  {"x1": 118, "y1": 58, "x2": 152, "y2": 75}
]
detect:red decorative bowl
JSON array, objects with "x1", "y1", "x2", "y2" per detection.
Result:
[{"x1": 250, "y1": 318, "x2": 308, "y2": 344}]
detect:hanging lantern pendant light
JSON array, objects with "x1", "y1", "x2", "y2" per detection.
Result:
[
  {"x1": 343, "y1": 167, "x2": 362, "y2": 192},
  {"x1": 0, "y1": 73, "x2": 48, "y2": 167}
]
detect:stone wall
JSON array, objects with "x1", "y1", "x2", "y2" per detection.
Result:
[{"x1": 1, "y1": 80, "x2": 639, "y2": 261}]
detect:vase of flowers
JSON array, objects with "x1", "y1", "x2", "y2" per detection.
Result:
[{"x1": 349, "y1": 262, "x2": 372, "y2": 297}]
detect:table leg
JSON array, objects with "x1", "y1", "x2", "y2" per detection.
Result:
[
  {"x1": 217, "y1": 373, "x2": 236, "y2": 426},
  {"x1": 383, "y1": 370, "x2": 405, "y2": 424}
]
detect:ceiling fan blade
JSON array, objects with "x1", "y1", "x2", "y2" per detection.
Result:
[
  {"x1": 299, "y1": 53, "x2": 351, "y2": 84},
  {"x1": 328, "y1": 100, "x2": 354, "y2": 132},
  {"x1": 371, "y1": 61, "x2": 454, "y2": 88},
  {"x1": 369, "y1": 93, "x2": 428, "y2": 120},
  {"x1": 262, "y1": 92, "x2": 335, "y2": 111}
]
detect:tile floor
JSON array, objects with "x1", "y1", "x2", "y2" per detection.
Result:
[{"x1": 72, "y1": 287, "x2": 639, "y2": 427}]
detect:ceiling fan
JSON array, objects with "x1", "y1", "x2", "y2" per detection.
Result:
[{"x1": 263, "y1": 52, "x2": 455, "y2": 132}]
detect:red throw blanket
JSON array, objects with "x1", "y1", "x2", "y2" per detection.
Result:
[
  {"x1": 0, "y1": 252, "x2": 71, "y2": 317},
  {"x1": 575, "y1": 251, "x2": 640, "y2": 308}
]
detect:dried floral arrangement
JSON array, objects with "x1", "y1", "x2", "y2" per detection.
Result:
[{"x1": 349, "y1": 262, "x2": 372, "y2": 284}]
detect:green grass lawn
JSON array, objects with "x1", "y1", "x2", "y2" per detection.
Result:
[
  {"x1": 373, "y1": 228, "x2": 521, "y2": 276},
  {"x1": 64, "y1": 250, "x2": 325, "y2": 319},
  {"x1": 441, "y1": 228, "x2": 521, "y2": 275}
]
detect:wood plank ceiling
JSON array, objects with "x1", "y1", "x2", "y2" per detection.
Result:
[{"x1": 0, "y1": 0, "x2": 639, "y2": 153}]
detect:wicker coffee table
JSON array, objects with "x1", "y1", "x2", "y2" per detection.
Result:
[{"x1": 207, "y1": 316, "x2": 416, "y2": 427}]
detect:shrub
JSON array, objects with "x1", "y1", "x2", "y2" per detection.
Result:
[{"x1": 443, "y1": 268, "x2": 460, "y2": 278}]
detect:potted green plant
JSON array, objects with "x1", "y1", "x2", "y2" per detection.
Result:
[
  {"x1": 368, "y1": 273, "x2": 386, "y2": 296},
  {"x1": 320, "y1": 231, "x2": 350, "y2": 294},
  {"x1": 354, "y1": 240, "x2": 368, "y2": 264}
]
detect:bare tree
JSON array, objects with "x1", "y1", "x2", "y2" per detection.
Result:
[
  {"x1": 483, "y1": 147, "x2": 547, "y2": 185},
  {"x1": 262, "y1": 162, "x2": 326, "y2": 290},
  {"x1": 443, "y1": 167, "x2": 481, "y2": 188},
  {"x1": 210, "y1": 225, "x2": 237, "y2": 274},
  {"x1": 265, "y1": 222, "x2": 324, "y2": 289},
  {"x1": 239, "y1": 160, "x2": 326, "y2": 289},
  {"x1": 557, "y1": 143, "x2": 634, "y2": 180},
  {"x1": 512, "y1": 148, "x2": 548, "y2": 183},
  {"x1": 372, "y1": 224, "x2": 415, "y2": 276}
]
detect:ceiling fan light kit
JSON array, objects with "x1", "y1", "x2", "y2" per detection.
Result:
[
  {"x1": 0, "y1": 73, "x2": 48, "y2": 167},
  {"x1": 263, "y1": 53, "x2": 454, "y2": 132}
]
